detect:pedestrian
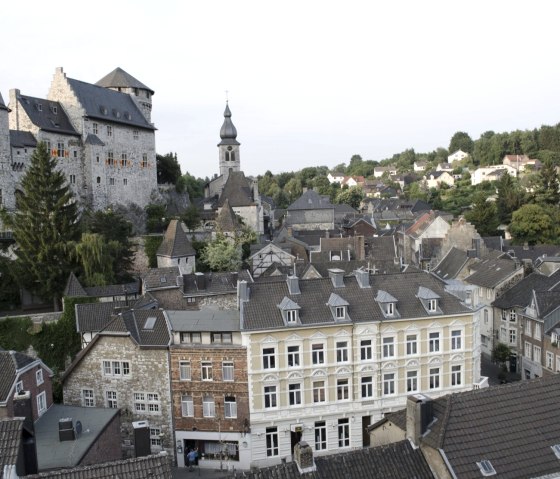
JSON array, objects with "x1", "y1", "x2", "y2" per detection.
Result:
[{"x1": 187, "y1": 447, "x2": 198, "y2": 471}]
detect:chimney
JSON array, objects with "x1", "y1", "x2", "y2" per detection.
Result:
[
  {"x1": 287, "y1": 275, "x2": 301, "y2": 295},
  {"x1": 13, "y1": 391, "x2": 38, "y2": 475},
  {"x1": 133, "y1": 420, "x2": 151, "y2": 458},
  {"x1": 406, "y1": 394, "x2": 433, "y2": 447},
  {"x1": 195, "y1": 272, "x2": 206, "y2": 290},
  {"x1": 328, "y1": 268, "x2": 345, "y2": 288},
  {"x1": 238, "y1": 280, "x2": 249, "y2": 305},
  {"x1": 230, "y1": 271, "x2": 239, "y2": 287},
  {"x1": 355, "y1": 269, "x2": 370, "y2": 288},
  {"x1": 182, "y1": 274, "x2": 189, "y2": 294},
  {"x1": 58, "y1": 418, "x2": 75, "y2": 441},
  {"x1": 294, "y1": 441, "x2": 316, "y2": 473}
]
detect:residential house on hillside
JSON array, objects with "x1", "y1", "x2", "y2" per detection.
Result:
[
  {"x1": 167, "y1": 308, "x2": 250, "y2": 470},
  {"x1": 0, "y1": 349, "x2": 53, "y2": 421},
  {"x1": 326, "y1": 171, "x2": 345, "y2": 184},
  {"x1": 373, "y1": 166, "x2": 397, "y2": 178},
  {"x1": 423, "y1": 170, "x2": 455, "y2": 189},
  {"x1": 61, "y1": 309, "x2": 173, "y2": 458},
  {"x1": 156, "y1": 219, "x2": 196, "y2": 274},
  {"x1": 447, "y1": 149, "x2": 469, "y2": 163},
  {"x1": 471, "y1": 164, "x2": 517, "y2": 185},
  {"x1": 436, "y1": 162, "x2": 453, "y2": 172},
  {"x1": 238, "y1": 269, "x2": 480, "y2": 468},
  {"x1": 413, "y1": 161, "x2": 427, "y2": 172},
  {"x1": 503, "y1": 154, "x2": 541, "y2": 172},
  {"x1": 369, "y1": 374, "x2": 560, "y2": 479}
]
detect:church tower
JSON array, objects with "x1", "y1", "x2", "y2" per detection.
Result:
[{"x1": 218, "y1": 103, "x2": 240, "y2": 181}]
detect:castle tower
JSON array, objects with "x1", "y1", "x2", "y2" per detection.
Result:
[
  {"x1": 0, "y1": 93, "x2": 11, "y2": 210},
  {"x1": 218, "y1": 103, "x2": 240, "y2": 181},
  {"x1": 95, "y1": 67, "x2": 154, "y2": 124}
]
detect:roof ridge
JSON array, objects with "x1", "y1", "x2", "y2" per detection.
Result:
[{"x1": 436, "y1": 394, "x2": 454, "y2": 448}]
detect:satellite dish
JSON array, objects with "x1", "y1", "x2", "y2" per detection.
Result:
[{"x1": 75, "y1": 420, "x2": 82, "y2": 437}]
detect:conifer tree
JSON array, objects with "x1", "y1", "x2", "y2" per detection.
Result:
[{"x1": 0, "y1": 142, "x2": 79, "y2": 309}]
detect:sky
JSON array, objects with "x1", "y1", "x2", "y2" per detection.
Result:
[{"x1": 2, "y1": 1, "x2": 560, "y2": 180}]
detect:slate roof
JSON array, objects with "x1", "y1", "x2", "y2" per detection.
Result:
[
  {"x1": 532, "y1": 289, "x2": 560, "y2": 321},
  {"x1": 95, "y1": 67, "x2": 154, "y2": 94},
  {"x1": 23, "y1": 453, "x2": 171, "y2": 479},
  {"x1": 241, "y1": 271, "x2": 471, "y2": 331},
  {"x1": 421, "y1": 374, "x2": 560, "y2": 479},
  {"x1": 16, "y1": 94, "x2": 79, "y2": 136},
  {"x1": 217, "y1": 171, "x2": 255, "y2": 207},
  {"x1": 63, "y1": 272, "x2": 88, "y2": 297},
  {"x1": 166, "y1": 308, "x2": 240, "y2": 332},
  {"x1": 64, "y1": 273, "x2": 140, "y2": 299},
  {"x1": 157, "y1": 219, "x2": 195, "y2": 258},
  {"x1": 0, "y1": 418, "x2": 23, "y2": 476},
  {"x1": 464, "y1": 255, "x2": 521, "y2": 288},
  {"x1": 432, "y1": 247, "x2": 470, "y2": 280},
  {"x1": 105, "y1": 308, "x2": 170, "y2": 347},
  {"x1": 182, "y1": 270, "x2": 252, "y2": 296},
  {"x1": 142, "y1": 266, "x2": 181, "y2": 291},
  {"x1": 9, "y1": 130, "x2": 37, "y2": 148},
  {"x1": 0, "y1": 92, "x2": 8, "y2": 111},
  {"x1": 287, "y1": 190, "x2": 334, "y2": 211},
  {"x1": 493, "y1": 270, "x2": 560, "y2": 309},
  {"x1": 84, "y1": 133, "x2": 105, "y2": 146},
  {"x1": 236, "y1": 440, "x2": 433, "y2": 478},
  {"x1": 0, "y1": 349, "x2": 36, "y2": 403},
  {"x1": 75, "y1": 300, "x2": 129, "y2": 333},
  {"x1": 216, "y1": 198, "x2": 242, "y2": 232},
  {"x1": 67, "y1": 77, "x2": 155, "y2": 130}
]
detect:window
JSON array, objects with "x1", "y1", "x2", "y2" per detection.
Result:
[
  {"x1": 289, "y1": 383, "x2": 302, "y2": 406},
  {"x1": 123, "y1": 178, "x2": 128, "y2": 185},
  {"x1": 525, "y1": 321, "x2": 532, "y2": 337},
  {"x1": 557, "y1": 355, "x2": 560, "y2": 372},
  {"x1": 73, "y1": 150, "x2": 77, "y2": 158},
  {"x1": 37, "y1": 392, "x2": 47, "y2": 416},
  {"x1": 337, "y1": 378, "x2": 349, "y2": 401},
  {"x1": 509, "y1": 329, "x2": 516, "y2": 345},
  {"x1": 509, "y1": 309, "x2": 517, "y2": 322},
  {"x1": 286, "y1": 310, "x2": 297, "y2": 324},
  {"x1": 429, "y1": 368, "x2": 440, "y2": 389},
  {"x1": 201, "y1": 361, "x2": 213, "y2": 381},
  {"x1": 266, "y1": 427, "x2": 278, "y2": 457},
  {"x1": 546, "y1": 352, "x2": 554, "y2": 369},
  {"x1": 92, "y1": 122, "x2": 98, "y2": 135},
  {"x1": 121, "y1": 152, "x2": 127, "y2": 166},
  {"x1": 133, "y1": 129, "x2": 139, "y2": 140},
  {"x1": 180, "y1": 332, "x2": 201, "y2": 344},
  {"x1": 382, "y1": 337, "x2": 394, "y2": 358},
  {"x1": 107, "y1": 125, "x2": 112, "y2": 137},
  {"x1": 534, "y1": 346, "x2": 541, "y2": 363},
  {"x1": 264, "y1": 385, "x2": 277, "y2": 408},
  {"x1": 524, "y1": 341, "x2": 531, "y2": 358},
  {"x1": 224, "y1": 396, "x2": 237, "y2": 418},
  {"x1": 287, "y1": 345, "x2": 300, "y2": 367},
  {"x1": 57, "y1": 142, "x2": 65, "y2": 158},
  {"x1": 36, "y1": 369, "x2": 44, "y2": 386},
  {"x1": 181, "y1": 395, "x2": 194, "y2": 417},
  {"x1": 106, "y1": 390, "x2": 118, "y2": 408},
  {"x1": 312, "y1": 343, "x2": 325, "y2": 364},
  {"x1": 335, "y1": 306, "x2": 345, "y2": 319},
  {"x1": 407, "y1": 370, "x2": 418, "y2": 392},
  {"x1": 109, "y1": 177, "x2": 115, "y2": 186},
  {"x1": 484, "y1": 310, "x2": 488, "y2": 324},
  {"x1": 222, "y1": 361, "x2": 234, "y2": 381},
  {"x1": 211, "y1": 332, "x2": 232, "y2": 344},
  {"x1": 134, "y1": 392, "x2": 160, "y2": 414},
  {"x1": 385, "y1": 302, "x2": 395, "y2": 316},
  {"x1": 360, "y1": 339, "x2": 372, "y2": 360},
  {"x1": 142, "y1": 153, "x2": 148, "y2": 167},
  {"x1": 383, "y1": 373, "x2": 395, "y2": 396},
  {"x1": 15, "y1": 381, "x2": 23, "y2": 393},
  {"x1": 313, "y1": 380, "x2": 326, "y2": 403},
  {"x1": 361, "y1": 376, "x2": 373, "y2": 398},
  {"x1": 338, "y1": 418, "x2": 350, "y2": 447},
  {"x1": 336, "y1": 341, "x2": 349, "y2": 363},
  {"x1": 428, "y1": 299, "x2": 437, "y2": 312},
  {"x1": 451, "y1": 330, "x2": 462, "y2": 350},
  {"x1": 69, "y1": 174, "x2": 76, "y2": 184},
  {"x1": 263, "y1": 347, "x2": 276, "y2": 369},
  {"x1": 406, "y1": 334, "x2": 417, "y2": 355},
  {"x1": 451, "y1": 365, "x2": 462, "y2": 386},
  {"x1": 107, "y1": 151, "x2": 114, "y2": 165},
  {"x1": 429, "y1": 332, "x2": 440, "y2": 353},
  {"x1": 150, "y1": 428, "x2": 162, "y2": 449},
  {"x1": 82, "y1": 389, "x2": 94, "y2": 407},
  {"x1": 535, "y1": 323, "x2": 542, "y2": 341},
  {"x1": 96, "y1": 155, "x2": 100, "y2": 163},
  {"x1": 102, "y1": 360, "x2": 130, "y2": 377},
  {"x1": 203, "y1": 395, "x2": 215, "y2": 417},
  {"x1": 96, "y1": 176, "x2": 101, "y2": 183},
  {"x1": 315, "y1": 421, "x2": 327, "y2": 451}
]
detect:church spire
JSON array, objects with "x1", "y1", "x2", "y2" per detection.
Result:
[
  {"x1": 218, "y1": 103, "x2": 240, "y2": 146},
  {"x1": 218, "y1": 102, "x2": 241, "y2": 179}
]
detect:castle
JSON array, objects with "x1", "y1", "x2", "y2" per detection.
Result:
[{"x1": 0, "y1": 67, "x2": 158, "y2": 221}]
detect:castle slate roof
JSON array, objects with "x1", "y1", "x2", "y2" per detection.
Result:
[
  {"x1": 420, "y1": 374, "x2": 560, "y2": 479},
  {"x1": 464, "y1": 255, "x2": 521, "y2": 288},
  {"x1": 0, "y1": 349, "x2": 36, "y2": 403},
  {"x1": 142, "y1": 266, "x2": 181, "y2": 291},
  {"x1": 0, "y1": 418, "x2": 23, "y2": 476},
  {"x1": 67, "y1": 77, "x2": 155, "y2": 130},
  {"x1": 236, "y1": 440, "x2": 434, "y2": 479},
  {"x1": 432, "y1": 247, "x2": 470, "y2": 280},
  {"x1": 157, "y1": 219, "x2": 195, "y2": 258},
  {"x1": 23, "y1": 453, "x2": 172, "y2": 479},
  {"x1": 16, "y1": 94, "x2": 79, "y2": 136},
  {"x1": 241, "y1": 271, "x2": 471, "y2": 331},
  {"x1": 217, "y1": 171, "x2": 254, "y2": 207},
  {"x1": 492, "y1": 270, "x2": 560, "y2": 309},
  {"x1": 84, "y1": 133, "x2": 105, "y2": 146},
  {"x1": 75, "y1": 300, "x2": 129, "y2": 333},
  {"x1": 288, "y1": 190, "x2": 334, "y2": 211},
  {"x1": 95, "y1": 67, "x2": 154, "y2": 95},
  {"x1": 9, "y1": 130, "x2": 37, "y2": 148}
]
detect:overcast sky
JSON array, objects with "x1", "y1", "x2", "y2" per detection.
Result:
[{"x1": 2, "y1": 1, "x2": 560, "y2": 179}]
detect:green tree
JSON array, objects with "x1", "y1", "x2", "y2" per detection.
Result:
[
  {"x1": 496, "y1": 172, "x2": 525, "y2": 224},
  {"x1": 533, "y1": 159, "x2": 560, "y2": 206},
  {"x1": 181, "y1": 204, "x2": 201, "y2": 231},
  {"x1": 201, "y1": 234, "x2": 242, "y2": 271},
  {"x1": 156, "y1": 152, "x2": 182, "y2": 185},
  {"x1": 509, "y1": 204, "x2": 555, "y2": 245},
  {"x1": 70, "y1": 233, "x2": 119, "y2": 286},
  {"x1": 465, "y1": 192, "x2": 499, "y2": 236},
  {"x1": 145, "y1": 203, "x2": 169, "y2": 233},
  {"x1": 335, "y1": 186, "x2": 364, "y2": 209},
  {"x1": 449, "y1": 131, "x2": 474, "y2": 154},
  {"x1": 0, "y1": 142, "x2": 79, "y2": 310},
  {"x1": 176, "y1": 172, "x2": 206, "y2": 199}
]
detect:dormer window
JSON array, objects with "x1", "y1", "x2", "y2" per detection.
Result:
[
  {"x1": 428, "y1": 299, "x2": 437, "y2": 312},
  {"x1": 327, "y1": 293, "x2": 349, "y2": 321},
  {"x1": 278, "y1": 297, "x2": 301, "y2": 325},
  {"x1": 375, "y1": 290, "x2": 399, "y2": 318},
  {"x1": 336, "y1": 306, "x2": 345, "y2": 319},
  {"x1": 286, "y1": 310, "x2": 298, "y2": 324},
  {"x1": 417, "y1": 286, "x2": 441, "y2": 315},
  {"x1": 386, "y1": 302, "x2": 394, "y2": 316}
]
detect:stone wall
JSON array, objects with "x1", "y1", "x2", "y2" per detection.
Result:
[{"x1": 79, "y1": 412, "x2": 122, "y2": 466}]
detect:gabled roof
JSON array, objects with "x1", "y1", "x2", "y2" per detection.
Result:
[
  {"x1": 0, "y1": 418, "x2": 23, "y2": 475},
  {"x1": 64, "y1": 272, "x2": 88, "y2": 297},
  {"x1": 157, "y1": 219, "x2": 195, "y2": 258},
  {"x1": 531, "y1": 289, "x2": 560, "y2": 320},
  {"x1": 95, "y1": 67, "x2": 154, "y2": 94},
  {"x1": 182, "y1": 270, "x2": 252, "y2": 296},
  {"x1": 493, "y1": 270, "x2": 560, "y2": 309},
  {"x1": 432, "y1": 247, "x2": 470, "y2": 280},
  {"x1": 0, "y1": 349, "x2": 37, "y2": 403},
  {"x1": 67, "y1": 77, "x2": 155, "y2": 130},
  {"x1": 217, "y1": 171, "x2": 254, "y2": 207},
  {"x1": 421, "y1": 374, "x2": 560, "y2": 479},
  {"x1": 216, "y1": 198, "x2": 242, "y2": 232},
  {"x1": 75, "y1": 300, "x2": 129, "y2": 333},
  {"x1": 464, "y1": 255, "x2": 521, "y2": 288},
  {"x1": 142, "y1": 266, "x2": 180, "y2": 291},
  {"x1": 84, "y1": 133, "x2": 105, "y2": 146},
  {"x1": 16, "y1": 94, "x2": 79, "y2": 136},
  {"x1": 288, "y1": 190, "x2": 334, "y2": 211},
  {"x1": 104, "y1": 309, "x2": 170, "y2": 347},
  {"x1": 238, "y1": 439, "x2": 434, "y2": 478},
  {"x1": 9, "y1": 130, "x2": 37, "y2": 148},
  {"x1": 0, "y1": 92, "x2": 8, "y2": 111}
]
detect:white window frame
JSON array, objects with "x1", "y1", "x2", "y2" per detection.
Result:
[
  {"x1": 509, "y1": 329, "x2": 516, "y2": 345},
  {"x1": 335, "y1": 306, "x2": 345, "y2": 319},
  {"x1": 429, "y1": 332, "x2": 440, "y2": 353},
  {"x1": 525, "y1": 321, "x2": 532, "y2": 337},
  {"x1": 150, "y1": 427, "x2": 162, "y2": 449},
  {"x1": 288, "y1": 383, "x2": 302, "y2": 406},
  {"x1": 383, "y1": 372, "x2": 395, "y2": 396},
  {"x1": 534, "y1": 345, "x2": 541, "y2": 363},
  {"x1": 315, "y1": 421, "x2": 327, "y2": 450},
  {"x1": 181, "y1": 395, "x2": 194, "y2": 417},
  {"x1": 203, "y1": 395, "x2": 215, "y2": 417},
  {"x1": 382, "y1": 337, "x2": 395, "y2": 358},
  {"x1": 451, "y1": 330, "x2": 462, "y2": 351},
  {"x1": 102, "y1": 360, "x2": 130, "y2": 377},
  {"x1": 222, "y1": 361, "x2": 234, "y2": 381},
  {"x1": 406, "y1": 334, "x2": 417, "y2": 355},
  {"x1": 36, "y1": 369, "x2": 44, "y2": 386},
  {"x1": 451, "y1": 365, "x2": 462, "y2": 386},
  {"x1": 82, "y1": 389, "x2": 95, "y2": 407},
  {"x1": 179, "y1": 361, "x2": 191, "y2": 381},
  {"x1": 535, "y1": 323, "x2": 542, "y2": 341},
  {"x1": 37, "y1": 391, "x2": 47, "y2": 416},
  {"x1": 134, "y1": 392, "x2": 160, "y2": 414},
  {"x1": 106, "y1": 390, "x2": 118, "y2": 408},
  {"x1": 312, "y1": 343, "x2": 325, "y2": 365},
  {"x1": 546, "y1": 351, "x2": 554, "y2": 369},
  {"x1": 406, "y1": 370, "x2": 418, "y2": 393},
  {"x1": 361, "y1": 376, "x2": 373, "y2": 398},
  {"x1": 264, "y1": 385, "x2": 277, "y2": 409},
  {"x1": 266, "y1": 427, "x2": 279, "y2": 457},
  {"x1": 287, "y1": 345, "x2": 300, "y2": 367},
  {"x1": 524, "y1": 341, "x2": 532, "y2": 358},
  {"x1": 428, "y1": 299, "x2": 437, "y2": 312},
  {"x1": 429, "y1": 367, "x2": 440, "y2": 390},
  {"x1": 360, "y1": 339, "x2": 372, "y2": 360},
  {"x1": 338, "y1": 418, "x2": 350, "y2": 448},
  {"x1": 201, "y1": 361, "x2": 213, "y2": 381},
  {"x1": 336, "y1": 341, "x2": 349, "y2": 363},
  {"x1": 337, "y1": 378, "x2": 350, "y2": 401},
  {"x1": 263, "y1": 347, "x2": 276, "y2": 369},
  {"x1": 286, "y1": 310, "x2": 297, "y2": 324},
  {"x1": 224, "y1": 396, "x2": 237, "y2": 418},
  {"x1": 313, "y1": 380, "x2": 326, "y2": 403}
]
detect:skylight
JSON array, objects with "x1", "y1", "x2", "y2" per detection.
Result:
[
  {"x1": 477, "y1": 460, "x2": 496, "y2": 476},
  {"x1": 143, "y1": 316, "x2": 156, "y2": 330}
]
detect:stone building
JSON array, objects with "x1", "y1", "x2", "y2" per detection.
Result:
[
  {"x1": 61, "y1": 309, "x2": 173, "y2": 458},
  {"x1": 0, "y1": 67, "x2": 157, "y2": 224}
]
